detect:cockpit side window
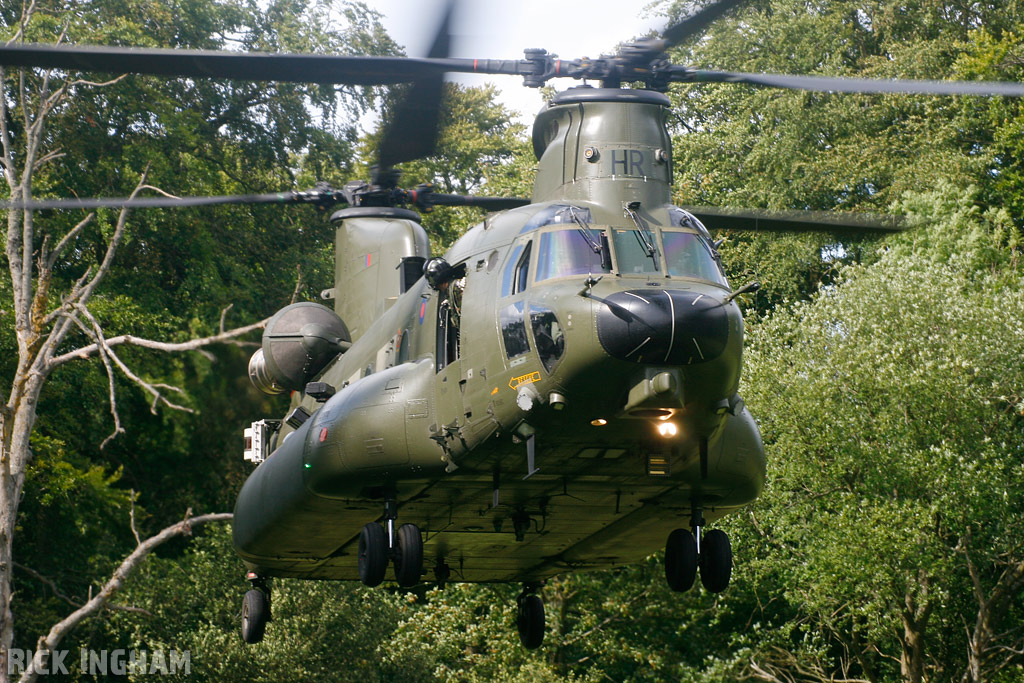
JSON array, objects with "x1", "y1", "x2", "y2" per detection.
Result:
[
  {"x1": 500, "y1": 244, "x2": 524, "y2": 298},
  {"x1": 513, "y1": 241, "x2": 532, "y2": 294}
]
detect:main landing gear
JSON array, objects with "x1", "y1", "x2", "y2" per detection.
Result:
[
  {"x1": 664, "y1": 507, "x2": 732, "y2": 594},
  {"x1": 358, "y1": 498, "x2": 424, "y2": 588},
  {"x1": 516, "y1": 583, "x2": 545, "y2": 650},
  {"x1": 241, "y1": 572, "x2": 271, "y2": 644}
]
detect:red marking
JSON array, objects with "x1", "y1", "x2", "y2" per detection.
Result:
[
  {"x1": 366, "y1": 253, "x2": 372, "y2": 267},
  {"x1": 556, "y1": 60, "x2": 561, "y2": 74},
  {"x1": 474, "y1": 58, "x2": 478, "y2": 71},
  {"x1": 319, "y1": 427, "x2": 328, "y2": 443}
]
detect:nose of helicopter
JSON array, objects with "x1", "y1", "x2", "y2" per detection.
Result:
[{"x1": 596, "y1": 289, "x2": 730, "y2": 365}]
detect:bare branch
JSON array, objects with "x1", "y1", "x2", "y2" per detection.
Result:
[
  {"x1": 50, "y1": 316, "x2": 269, "y2": 368},
  {"x1": 12, "y1": 563, "x2": 77, "y2": 610},
  {"x1": 5, "y1": 0, "x2": 39, "y2": 45},
  {"x1": 62, "y1": 309, "x2": 127, "y2": 448},
  {"x1": 63, "y1": 169, "x2": 149, "y2": 307},
  {"x1": 31, "y1": 149, "x2": 65, "y2": 172},
  {"x1": 67, "y1": 74, "x2": 128, "y2": 89},
  {"x1": 70, "y1": 304, "x2": 195, "y2": 417},
  {"x1": 218, "y1": 304, "x2": 233, "y2": 334},
  {"x1": 44, "y1": 212, "x2": 95, "y2": 271},
  {"x1": 129, "y1": 490, "x2": 141, "y2": 547},
  {"x1": 290, "y1": 264, "x2": 304, "y2": 304},
  {"x1": 20, "y1": 512, "x2": 232, "y2": 683}
]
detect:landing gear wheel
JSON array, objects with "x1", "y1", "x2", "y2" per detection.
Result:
[
  {"x1": 241, "y1": 589, "x2": 268, "y2": 644},
  {"x1": 393, "y1": 523, "x2": 423, "y2": 587},
  {"x1": 665, "y1": 528, "x2": 698, "y2": 592},
  {"x1": 699, "y1": 528, "x2": 732, "y2": 593},
  {"x1": 358, "y1": 522, "x2": 388, "y2": 587},
  {"x1": 516, "y1": 593, "x2": 545, "y2": 650}
]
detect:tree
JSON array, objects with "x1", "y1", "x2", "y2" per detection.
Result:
[
  {"x1": 664, "y1": 0, "x2": 1024, "y2": 313},
  {"x1": 1, "y1": 0, "x2": 397, "y2": 677},
  {"x1": 735, "y1": 185, "x2": 1024, "y2": 682}
]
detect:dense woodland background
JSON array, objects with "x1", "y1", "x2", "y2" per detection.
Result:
[{"x1": 2, "y1": 0, "x2": 1023, "y2": 680}]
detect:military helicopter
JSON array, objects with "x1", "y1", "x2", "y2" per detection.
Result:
[{"x1": 4, "y1": 0, "x2": 1024, "y2": 651}]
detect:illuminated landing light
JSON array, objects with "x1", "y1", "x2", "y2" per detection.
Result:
[
  {"x1": 591, "y1": 418, "x2": 608, "y2": 426},
  {"x1": 657, "y1": 421, "x2": 679, "y2": 438}
]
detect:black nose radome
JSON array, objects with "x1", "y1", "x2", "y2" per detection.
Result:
[{"x1": 596, "y1": 289, "x2": 729, "y2": 365}]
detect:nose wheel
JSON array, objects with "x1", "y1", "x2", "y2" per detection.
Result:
[
  {"x1": 665, "y1": 508, "x2": 732, "y2": 594},
  {"x1": 358, "y1": 498, "x2": 424, "y2": 588}
]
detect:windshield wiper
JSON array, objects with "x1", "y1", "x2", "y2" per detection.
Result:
[
  {"x1": 569, "y1": 207, "x2": 601, "y2": 254},
  {"x1": 624, "y1": 201, "x2": 657, "y2": 258}
]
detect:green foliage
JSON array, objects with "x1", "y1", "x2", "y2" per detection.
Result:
[
  {"x1": 666, "y1": 0, "x2": 1024, "y2": 313},
  {"x1": 735, "y1": 187, "x2": 1024, "y2": 679},
  {"x1": 109, "y1": 527, "x2": 405, "y2": 682},
  {"x1": 5, "y1": 1, "x2": 1024, "y2": 680}
]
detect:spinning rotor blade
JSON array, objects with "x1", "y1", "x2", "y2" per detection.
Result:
[
  {"x1": 683, "y1": 206, "x2": 906, "y2": 233},
  {"x1": 0, "y1": 43, "x2": 463, "y2": 86},
  {"x1": 675, "y1": 68, "x2": 1024, "y2": 97},
  {"x1": 1, "y1": 189, "x2": 346, "y2": 210},
  {"x1": 661, "y1": 0, "x2": 747, "y2": 49},
  {"x1": 376, "y1": 0, "x2": 454, "y2": 173}
]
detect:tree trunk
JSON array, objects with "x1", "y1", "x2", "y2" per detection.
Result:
[{"x1": 898, "y1": 581, "x2": 932, "y2": 683}]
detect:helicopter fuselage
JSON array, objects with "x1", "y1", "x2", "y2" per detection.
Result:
[{"x1": 233, "y1": 88, "x2": 765, "y2": 584}]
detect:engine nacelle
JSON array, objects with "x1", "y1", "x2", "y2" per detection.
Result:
[{"x1": 248, "y1": 302, "x2": 351, "y2": 395}]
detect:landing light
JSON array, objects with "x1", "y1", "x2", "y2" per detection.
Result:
[
  {"x1": 591, "y1": 418, "x2": 608, "y2": 426},
  {"x1": 657, "y1": 422, "x2": 679, "y2": 438}
]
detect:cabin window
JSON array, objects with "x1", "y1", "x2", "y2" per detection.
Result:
[
  {"x1": 612, "y1": 229, "x2": 661, "y2": 274},
  {"x1": 529, "y1": 304, "x2": 565, "y2": 373},
  {"x1": 499, "y1": 302, "x2": 530, "y2": 359},
  {"x1": 535, "y1": 229, "x2": 610, "y2": 282},
  {"x1": 662, "y1": 231, "x2": 728, "y2": 285}
]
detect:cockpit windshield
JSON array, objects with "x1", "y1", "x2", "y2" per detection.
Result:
[
  {"x1": 612, "y1": 228, "x2": 661, "y2": 274},
  {"x1": 535, "y1": 229, "x2": 611, "y2": 282},
  {"x1": 662, "y1": 230, "x2": 728, "y2": 285}
]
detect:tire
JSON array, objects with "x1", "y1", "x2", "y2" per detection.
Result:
[
  {"x1": 699, "y1": 529, "x2": 732, "y2": 593},
  {"x1": 393, "y1": 523, "x2": 423, "y2": 588},
  {"x1": 241, "y1": 589, "x2": 268, "y2": 644},
  {"x1": 665, "y1": 528, "x2": 698, "y2": 592},
  {"x1": 517, "y1": 594, "x2": 545, "y2": 650},
  {"x1": 358, "y1": 522, "x2": 388, "y2": 587}
]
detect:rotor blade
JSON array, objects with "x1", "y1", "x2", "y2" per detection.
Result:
[
  {"x1": 682, "y1": 206, "x2": 906, "y2": 233},
  {"x1": 1, "y1": 190, "x2": 343, "y2": 210},
  {"x1": 662, "y1": 0, "x2": 747, "y2": 49},
  {"x1": 376, "y1": 0, "x2": 455, "y2": 173},
  {"x1": 421, "y1": 193, "x2": 531, "y2": 211},
  {"x1": 0, "y1": 43, "x2": 470, "y2": 86},
  {"x1": 677, "y1": 67, "x2": 1024, "y2": 97}
]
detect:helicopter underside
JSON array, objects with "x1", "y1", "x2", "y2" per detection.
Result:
[{"x1": 234, "y1": 403, "x2": 763, "y2": 583}]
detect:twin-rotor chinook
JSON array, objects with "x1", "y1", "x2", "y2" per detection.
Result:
[{"x1": 5, "y1": 0, "x2": 1024, "y2": 650}]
